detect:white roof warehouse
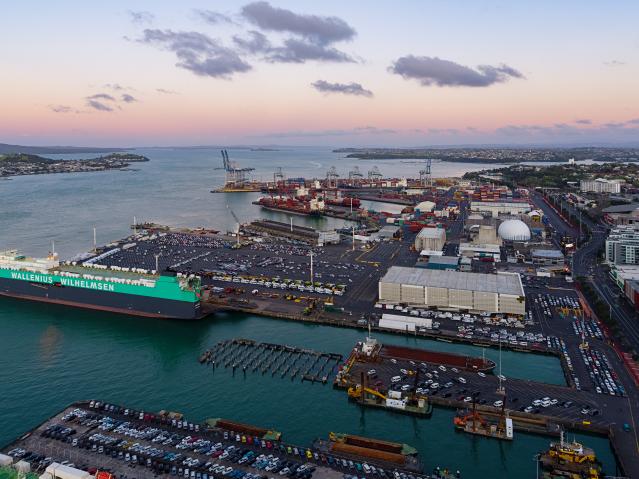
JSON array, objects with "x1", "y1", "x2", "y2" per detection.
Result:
[{"x1": 378, "y1": 266, "x2": 525, "y2": 316}]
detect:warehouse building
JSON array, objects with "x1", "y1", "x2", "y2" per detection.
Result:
[
  {"x1": 378, "y1": 266, "x2": 525, "y2": 315},
  {"x1": 414, "y1": 227, "x2": 446, "y2": 252},
  {"x1": 469, "y1": 201, "x2": 531, "y2": 218}
]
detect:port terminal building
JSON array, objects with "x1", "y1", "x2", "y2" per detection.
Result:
[
  {"x1": 469, "y1": 201, "x2": 531, "y2": 218},
  {"x1": 378, "y1": 266, "x2": 525, "y2": 315}
]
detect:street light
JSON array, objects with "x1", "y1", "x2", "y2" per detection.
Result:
[{"x1": 532, "y1": 453, "x2": 541, "y2": 479}]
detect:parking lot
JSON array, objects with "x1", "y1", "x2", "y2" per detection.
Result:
[
  {"x1": 527, "y1": 287, "x2": 627, "y2": 397},
  {"x1": 2, "y1": 402, "x2": 448, "y2": 479},
  {"x1": 344, "y1": 347, "x2": 621, "y2": 430}
]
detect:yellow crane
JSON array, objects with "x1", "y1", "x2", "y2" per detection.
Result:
[{"x1": 347, "y1": 385, "x2": 387, "y2": 401}]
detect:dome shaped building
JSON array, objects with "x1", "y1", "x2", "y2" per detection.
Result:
[{"x1": 498, "y1": 219, "x2": 531, "y2": 241}]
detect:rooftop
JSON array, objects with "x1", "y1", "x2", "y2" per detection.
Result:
[
  {"x1": 531, "y1": 249, "x2": 564, "y2": 259},
  {"x1": 416, "y1": 227, "x2": 446, "y2": 238},
  {"x1": 380, "y1": 266, "x2": 524, "y2": 296},
  {"x1": 428, "y1": 256, "x2": 459, "y2": 266},
  {"x1": 602, "y1": 203, "x2": 639, "y2": 214}
]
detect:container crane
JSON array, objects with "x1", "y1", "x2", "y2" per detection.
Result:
[
  {"x1": 419, "y1": 159, "x2": 432, "y2": 187},
  {"x1": 348, "y1": 166, "x2": 364, "y2": 186},
  {"x1": 220, "y1": 150, "x2": 255, "y2": 190},
  {"x1": 368, "y1": 166, "x2": 383, "y2": 180},
  {"x1": 326, "y1": 166, "x2": 339, "y2": 189}
]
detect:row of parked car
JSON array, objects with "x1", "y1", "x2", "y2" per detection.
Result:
[
  {"x1": 6, "y1": 449, "x2": 56, "y2": 473},
  {"x1": 75, "y1": 403, "x2": 432, "y2": 479},
  {"x1": 579, "y1": 347, "x2": 625, "y2": 396}
]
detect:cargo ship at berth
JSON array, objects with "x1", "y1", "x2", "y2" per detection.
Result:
[
  {"x1": 253, "y1": 196, "x2": 324, "y2": 217},
  {"x1": 0, "y1": 250, "x2": 203, "y2": 319}
]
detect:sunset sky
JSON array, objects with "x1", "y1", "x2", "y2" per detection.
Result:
[{"x1": 2, "y1": 0, "x2": 638, "y2": 146}]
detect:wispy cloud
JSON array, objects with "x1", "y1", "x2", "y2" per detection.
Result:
[
  {"x1": 195, "y1": 9, "x2": 234, "y2": 25},
  {"x1": 603, "y1": 60, "x2": 626, "y2": 67},
  {"x1": 48, "y1": 105, "x2": 74, "y2": 114},
  {"x1": 129, "y1": 10, "x2": 154, "y2": 25},
  {"x1": 156, "y1": 88, "x2": 179, "y2": 95},
  {"x1": 86, "y1": 100, "x2": 114, "y2": 112},
  {"x1": 574, "y1": 119, "x2": 592, "y2": 125},
  {"x1": 87, "y1": 93, "x2": 116, "y2": 101},
  {"x1": 103, "y1": 83, "x2": 126, "y2": 91},
  {"x1": 389, "y1": 55, "x2": 524, "y2": 87},
  {"x1": 251, "y1": 126, "x2": 396, "y2": 138},
  {"x1": 121, "y1": 93, "x2": 137, "y2": 103},
  {"x1": 312, "y1": 80, "x2": 373, "y2": 97},
  {"x1": 428, "y1": 128, "x2": 459, "y2": 135},
  {"x1": 137, "y1": 29, "x2": 251, "y2": 78},
  {"x1": 493, "y1": 122, "x2": 639, "y2": 142},
  {"x1": 85, "y1": 93, "x2": 117, "y2": 112}
]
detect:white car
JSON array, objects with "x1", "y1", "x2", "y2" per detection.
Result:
[
  {"x1": 391, "y1": 376, "x2": 402, "y2": 383},
  {"x1": 493, "y1": 400, "x2": 503, "y2": 408},
  {"x1": 458, "y1": 377, "x2": 467, "y2": 384},
  {"x1": 477, "y1": 372, "x2": 486, "y2": 378}
]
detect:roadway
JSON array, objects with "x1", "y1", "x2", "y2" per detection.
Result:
[{"x1": 531, "y1": 191, "x2": 639, "y2": 474}]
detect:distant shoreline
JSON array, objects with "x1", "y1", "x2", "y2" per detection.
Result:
[
  {"x1": 333, "y1": 147, "x2": 639, "y2": 163},
  {"x1": 0, "y1": 152, "x2": 149, "y2": 178}
]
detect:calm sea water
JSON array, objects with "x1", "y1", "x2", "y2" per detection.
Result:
[
  {"x1": 0, "y1": 301, "x2": 615, "y2": 478},
  {"x1": 0, "y1": 147, "x2": 504, "y2": 259},
  {"x1": 0, "y1": 147, "x2": 616, "y2": 477}
]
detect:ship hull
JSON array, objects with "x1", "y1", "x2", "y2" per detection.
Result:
[
  {"x1": 253, "y1": 202, "x2": 322, "y2": 217},
  {"x1": 0, "y1": 277, "x2": 203, "y2": 319}
]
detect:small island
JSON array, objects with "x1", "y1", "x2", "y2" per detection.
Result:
[{"x1": 0, "y1": 152, "x2": 150, "y2": 178}]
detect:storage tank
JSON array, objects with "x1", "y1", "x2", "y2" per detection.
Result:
[{"x1": 498, "y1": 219, "x2": 531, "y2": 241}]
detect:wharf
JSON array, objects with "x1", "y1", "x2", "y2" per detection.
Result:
[
  {"x1": 0, "y1": 401, "x2": 453, "y2": 479},
  {"x1": 349, "y1": 194, "x2": 415, "y2": 206}
]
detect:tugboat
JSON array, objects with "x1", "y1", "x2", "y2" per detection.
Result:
[{"x1": 537, "y1": 430, "x2": 602, "y2": 478}]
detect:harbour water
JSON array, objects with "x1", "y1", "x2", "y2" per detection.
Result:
[
  {"x1": 0, "y1": 147, "x2": 617, "y2": 477},
  {"x1": 0, "y1": 146, "x2": 505, "y2": 259},
  {"x1": 0, "y1": 301, "x2": 617, "y2": 478}
]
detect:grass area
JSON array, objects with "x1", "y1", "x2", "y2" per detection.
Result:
[{"x1": 0, "y1": 466, "x2": 40, "y2": 479}]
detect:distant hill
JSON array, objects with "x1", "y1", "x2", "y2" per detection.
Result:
[
  {"x1": 0, "y1": 153, "x2": 52, "y2": 163},
  {"x1": 0, "y1": 143, "x2": 128, "y2": 155}
]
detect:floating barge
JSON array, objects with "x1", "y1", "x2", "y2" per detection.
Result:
[
  {"x1": 453, "y1": 403, "x2": 513, "y2": 441},
  {"x1": 380, "y1": 344, "x2": 495, "y2": 372},
  {"x1": 313, "y1": 432, "x2": 422, "y2": 472},
  {"x1": 205, "y1": 418, "x2": 282, "y2": 441}
]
